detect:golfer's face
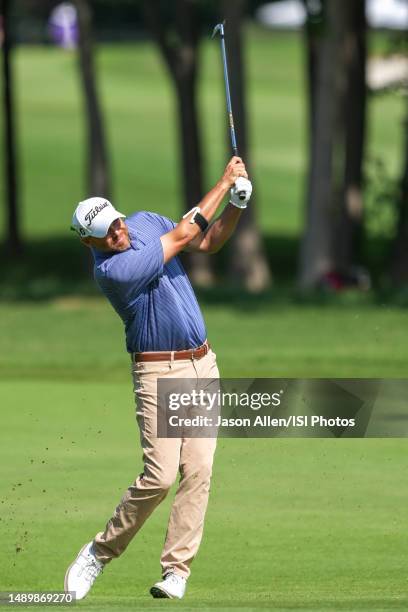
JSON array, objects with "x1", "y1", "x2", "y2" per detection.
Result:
[
  {"x1": 86, "y1": 218, "x2": 130, "y2": 252},
  {"x1": 105, "y1": 218, "x2": 130, "y2": 252}
]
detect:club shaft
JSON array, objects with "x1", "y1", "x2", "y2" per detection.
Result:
[{"x1": 218, "y1": 27, "x2": 239, "y2": 156}]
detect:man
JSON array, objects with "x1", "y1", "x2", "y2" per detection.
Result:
[{"x1": 64, "y1": 156, "x2": 252, "y2": 600}]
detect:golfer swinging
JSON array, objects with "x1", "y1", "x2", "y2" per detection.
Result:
[{"x1": 64, "y1": 157, "x2": 252, "y2": 600}]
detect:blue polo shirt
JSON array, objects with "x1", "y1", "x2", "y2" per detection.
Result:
[{"x1": 93, "y1": 211, "x2": 207, "y2": 353}]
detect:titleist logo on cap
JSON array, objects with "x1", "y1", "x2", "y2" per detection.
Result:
[{"x1": 85, "y1": 200, "x2": 109, "y2": 227}]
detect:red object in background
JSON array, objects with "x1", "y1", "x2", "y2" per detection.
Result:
[{"x1": 321, "y1": 267, "x2": 371, "y2": 292}]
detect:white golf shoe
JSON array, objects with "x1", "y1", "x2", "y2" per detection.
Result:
[
  {"x1": 64, "y1": 541, "x2": 104, "y2": 600},
  {"x1": 150, "y1": 572, "x2": 186, "y2": 599}
]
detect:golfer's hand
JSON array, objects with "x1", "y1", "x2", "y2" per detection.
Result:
[
  {"x1": 221, "y1": 156, "x2": 248, "y2": 188},
  {"x1": 230, "y1": 177, "x2": 253, "y2": 209}
]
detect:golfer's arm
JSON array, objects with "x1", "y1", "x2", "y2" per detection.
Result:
[
  {"x1": 187, "y1": 203, "x2": 243, "y2": 254},
  {"x1": 160, "y1": 179, "x2": 231, "y2": 263}
]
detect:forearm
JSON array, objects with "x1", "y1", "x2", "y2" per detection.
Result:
[
  {"x1": 160, "y1": 179, "x2": 231, "y2": 263},
  {"x1": 160, "y1": 156, "x2": 247, "y2": 263},
  {"x1": 201, "y1": 203, "x2": 243, "y2": 253},
  {"x1": 173, "y1": 179, "x2": 230, "y2": 243}
]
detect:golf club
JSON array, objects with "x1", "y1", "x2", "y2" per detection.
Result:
[{"x1": 212, "y1": 21, "x2": 246, "y2": 201}]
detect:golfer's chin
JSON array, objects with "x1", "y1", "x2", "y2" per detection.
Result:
[{"x1": 111, "y1": 238, "x2": 130, "y2": 252}]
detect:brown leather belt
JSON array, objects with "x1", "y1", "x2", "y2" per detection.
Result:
[{"x1": 132, "y1": 340, "x2": 210, "y2": 363}]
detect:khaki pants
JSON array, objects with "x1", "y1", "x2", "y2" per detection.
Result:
[{"x1": 93, "y1": 349, "x2": 219, "y2": 579}]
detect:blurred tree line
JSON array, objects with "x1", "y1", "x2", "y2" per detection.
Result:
[
  {"x1": 2, "y1": 0, "x2": 408, "y2": 294},
  {"x1": 4, "y1": 0, "x2": 266, "y2": 39}
]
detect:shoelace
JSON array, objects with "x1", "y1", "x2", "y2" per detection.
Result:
[
  {"x1": 79, "y1": 557, "x2": 104, "y2": 583},
  {"x1": 165, "y1": 573, "x2": 183, "y2": 586}
]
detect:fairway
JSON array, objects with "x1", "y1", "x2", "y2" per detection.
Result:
[
  {"x1": 1, "y1": 299, "x2": 408, "y2": 379},
  {"x1": 1, "y1": 299, "x2": 408, "y2": 610},
  {"x1": 1, "y1": 379, "x2": 407, "y2": 611}
]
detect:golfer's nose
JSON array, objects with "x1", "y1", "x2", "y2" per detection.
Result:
[{"x1": 111, "y1": 224, "x2": 121, "y2": 238}]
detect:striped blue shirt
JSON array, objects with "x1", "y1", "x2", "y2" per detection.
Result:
[{"x1": 93, "y1": 211, "x2": 207, "y2": 353}]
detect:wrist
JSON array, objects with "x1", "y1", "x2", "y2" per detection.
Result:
[{"x1": 218, "y1": 177, "x2": 233, "y2": 192}]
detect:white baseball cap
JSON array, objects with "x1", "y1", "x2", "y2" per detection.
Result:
[{"x1": 71, "y1": 197, "x2": 126, "y2": 238}]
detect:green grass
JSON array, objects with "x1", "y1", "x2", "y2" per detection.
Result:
[
  {"x1": 1, "y1": 300, "x2": 408, "y2": 610},
  {"x1": 1, "y1": 377, "x2": 407, "y2": 610},
  {"x1": 0, "y1": 299, "x2": 408, "y2": 379},
  {"x1": 1, "y1": 296, "x2": 408, "y2": 610}
]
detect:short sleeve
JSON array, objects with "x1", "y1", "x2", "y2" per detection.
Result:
[
  {"x1": 98, "y1": 237, "x2": 164, "y2": 298},
  {"x1": 151, "y1": 213, "x2": 177, "y2": 233}
]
